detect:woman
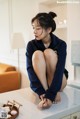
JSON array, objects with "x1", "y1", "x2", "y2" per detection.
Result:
[{"x1": 26, "y1": 12, "x2": 68, "y2": 109}]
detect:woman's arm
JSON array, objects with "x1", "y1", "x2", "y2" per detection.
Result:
[
  {"x1": 26, "y1": 41, "x2": 45, "y2": 96},
  {"x1": 45, "y1": 41, "x2": 67, "y2": 102}
]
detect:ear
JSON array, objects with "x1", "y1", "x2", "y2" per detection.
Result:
[{"x1": 47, "y1": 27, "x2": 52, "y2": 33}]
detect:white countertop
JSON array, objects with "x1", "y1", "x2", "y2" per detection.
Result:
[{"x1": 0, "y1": 86, "x2": 80, "y2": 119}]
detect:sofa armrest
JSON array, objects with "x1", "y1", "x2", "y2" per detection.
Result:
[
  {"x1": 0, "y1": 63, "x2": 16, "y2": 73},
  {"x1": 0, "y1": 71, "x2": 21, "y2": 93}
]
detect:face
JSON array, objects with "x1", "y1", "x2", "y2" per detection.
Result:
[{"x1": 32, "y1": 20, "x2": 51, "y2": 41}]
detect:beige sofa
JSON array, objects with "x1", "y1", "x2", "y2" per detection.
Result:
[{"x1": 0, "y1": 63, "x2": 21, "y2": 93}]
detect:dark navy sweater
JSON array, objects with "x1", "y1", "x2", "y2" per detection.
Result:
[{"x1": 26, "y1": 34, "x2": 67, "y2": 102}]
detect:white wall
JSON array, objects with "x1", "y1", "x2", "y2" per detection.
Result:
[
  {"x1": 0, "y1": 0, "x2": 10, "y2": 52},
  {"x1": 0, "y1": 0, "x2": 44, "y2": 88}
]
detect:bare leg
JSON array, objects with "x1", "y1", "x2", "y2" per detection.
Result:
[
  {"x1": 44, "y1": 49, "x2": 58, "y2": 86},
  {"x1": 60, "y1": 74, "x2": 67, "y2": 91},
  {"x1": 32, "y1": 50, "x2": 48, "y2": 90}
]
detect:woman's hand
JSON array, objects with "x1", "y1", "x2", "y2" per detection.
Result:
[
  {"x1": 40, "y1": 94, "x2": 45, "y2": 100},
  {"x1": 38, "y1": 97, "x2": 52, "y2": 110}
]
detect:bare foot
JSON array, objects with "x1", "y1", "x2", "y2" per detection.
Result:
[{"x1": 54, "y1": 92, "x2": 61, "y2": 103}]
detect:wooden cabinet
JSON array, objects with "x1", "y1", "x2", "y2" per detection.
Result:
[
  {"x1": 71, "y1": 112, "x2": 80, "y2": 119},
  {"x1": 62, "y1": 115, "x2": 71, "y2": 119},
  {"x1": 61, "y1": 112, "x2": 80, "y2": 119}
]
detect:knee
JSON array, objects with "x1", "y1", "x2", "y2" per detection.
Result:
[
  {"x1": 32, "y1": 50, "x2": 44, "y2": 62},
  {"x1": 44, "y1": 49, "x2": 58, "y2": 60}
]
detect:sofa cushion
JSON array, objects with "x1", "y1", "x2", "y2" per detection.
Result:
[
  {"x1": 0, "y1": 63, "x2": 16, "y2": 73},
  {"x1": 0, "y1": 71, "x2": 21, "y2": 93}
]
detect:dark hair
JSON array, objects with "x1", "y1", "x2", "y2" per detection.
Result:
[{"x1": 31, "y1": 12, "x2": 57, "y2": 33}]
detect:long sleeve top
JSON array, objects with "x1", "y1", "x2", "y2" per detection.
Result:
[{"x1": 26, "y1": 34, "x2": 67, "y2": 102}]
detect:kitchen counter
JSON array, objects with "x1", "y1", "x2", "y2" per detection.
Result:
[{"x1": 0, "y1": 86, "x2": 80, "y2": 119}]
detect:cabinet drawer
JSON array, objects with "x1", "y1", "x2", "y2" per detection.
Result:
[
  {"x1": 71, "y1": 112, "x2": 80, "y2": 119},
  {"x1": 61, "y1": 115, "x2": 71, "y2": 119}
]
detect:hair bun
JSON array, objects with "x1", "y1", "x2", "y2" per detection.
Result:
[{"x1": 49, "y1": 12, "x2": 57, "y2": 19}]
